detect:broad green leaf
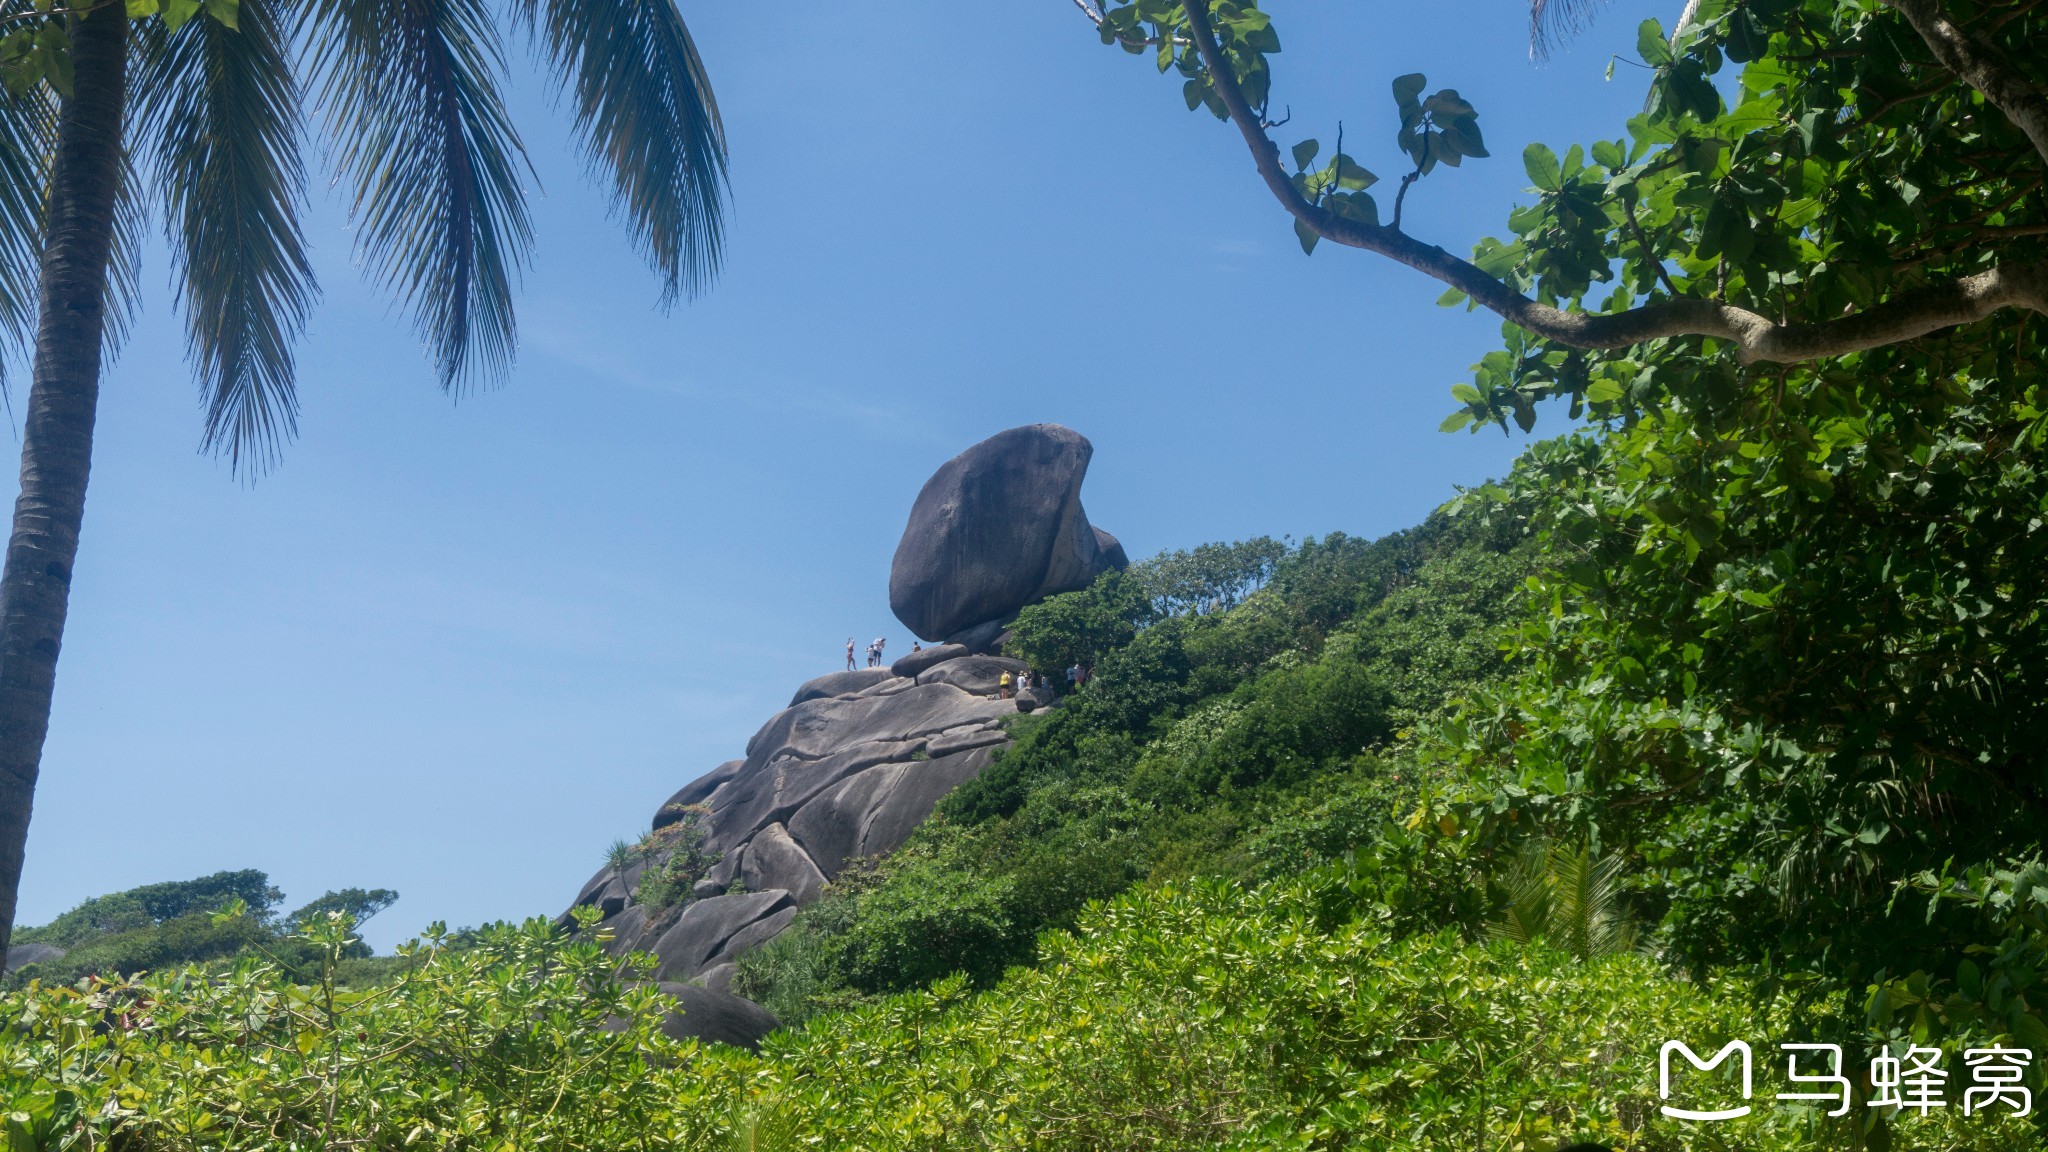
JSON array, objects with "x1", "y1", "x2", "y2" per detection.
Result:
[
  {"x1": 1391, "y1": 72, "x2": 1426, "y2": 107},
  {"x1": 1293, "y1": 217, "x2": 1318, "y2": 255},
  {"x1": 1291, "y1": 138, "x2": 1319, "y2": 171},
  {"x1": 1334, "y1": 154, "x2": 1376, "y2": 189},
  {"x1": 1441, "y1": 120, "x2": 1488, "y2": 159},
  {"x1": 1523, "y1": 143, "x2": 1562, "y2": 191},
  {"x1": 1636, "y1": 19, "x2": 1672, "y2": 67}
]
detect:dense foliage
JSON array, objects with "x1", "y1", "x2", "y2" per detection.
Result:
[
  {"x1": 733, "y1": 519, "x2": 1533, "y2": 1019},
  {"x1": 8, "y1": 884, "x2": 2032, "y2": 1152},
  {"x1": 5, "y1": 869, "x2": 401, "y2": 988},
  {"x1": 1080, "y1": 0, "x2": 2048, "y2": 1090},
  {"x1": 12, "y1": 2, "x2": 2048, "y2": 1148}
]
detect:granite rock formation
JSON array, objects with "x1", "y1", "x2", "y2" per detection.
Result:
[
  {"x1": 562, "y1": 658, "x2": 1021, "y2": 1000},
  {"x1": 560, "y1": 425, "x2": 1118, "y2": 1034},
  {"x1": 888, "y1": 424, "x2": 1126, "y2": 642}
]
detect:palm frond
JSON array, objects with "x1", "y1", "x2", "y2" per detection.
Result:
[
  {"x1": 1528, "y1": 0, "x2": 1613, "y2": 61},
  {"x1": 0, "y1": 81, "x2": 53, "y2": 383},
  {"x1": 1489, "y1": 838, "x2": 1638, "y2": 958},
  {"x1": 515, "y1": 0, "x2": 728, "y2": 305},
  {"x1": 100, "y1": 153, "x2": 149, "y2": 368},
  {"x1": 305, "y1": 0, "x2": 533, "y2": 394},
  {"x1": 134, "y1": 0, "x2": 316, "y2": 471}
]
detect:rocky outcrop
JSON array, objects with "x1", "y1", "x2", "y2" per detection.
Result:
[
  {"x1": 891, "y1": 643, "x2": 968, "y2": 679},
  {"x1": 633, "y1": 982, "x2": 782, "y2": 1050},
  {"x1": 560, "y1": 425, "x2": 1126, "y2": 1031},
  {"x1": 889, "y1": 424, "x2": 1126, "y2": 642},
  {"x1": 4, "y1": 942, "x2": 64, "y2": 973},
  {"x1": 562, "y1": 652, "x2": 1030, "y2": 993}
]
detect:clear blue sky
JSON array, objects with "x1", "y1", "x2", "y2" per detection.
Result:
[{"x1": 15, "y1": 0, "x2": 1670, "y2": 949}]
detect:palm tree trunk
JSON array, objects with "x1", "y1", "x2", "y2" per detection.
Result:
[{"x1": 0, "y1": 3, "x2": 129, "y2": 956}]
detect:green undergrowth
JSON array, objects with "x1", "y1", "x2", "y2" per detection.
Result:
[
  {"x1": 734, "y1": 517, "x2": 1534, "y2": 1021},
  {"x1": 5, "y1": 882, "x2": 2028, "y2": 1152},
  {"x1": 5, "y1": 871, "x2": 405, "y2": 990}
]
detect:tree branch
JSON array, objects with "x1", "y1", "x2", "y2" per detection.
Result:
[
  {"x1": 1178, "y1": 0, "x2": 2048, "y2": 365},
  {"x1": 1879, "y1": 0, "x2": 2048, "y2": 167}
]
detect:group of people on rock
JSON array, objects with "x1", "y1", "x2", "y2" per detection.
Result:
[
  {"x1": 839, "y1": 635, "x2": 1091, "y2": 694},
  {"x1": 847, "y1": 636, "x2": 890, "y2": 670},
  {"x1": 996, "y1": 662, "x2": 1091, "y2": 699}
]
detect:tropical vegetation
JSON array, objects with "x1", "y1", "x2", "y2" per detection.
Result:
[
  {"x1": 7, "y1": 0, "x2": 2048, "y2": 1148},
  {"x1": 0, "y1": 0, "x2": 731, "y2": 958},
  {"x1": 3, "y1": 868, "x2": 403, "y2": 988}
]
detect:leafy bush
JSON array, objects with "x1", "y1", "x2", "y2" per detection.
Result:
[
  {"x1": 6, "y1": 870, "x2": 401, "y2": 988},
  {"x1": 13, "y1": 869, "x2": 281, "y2": 950},
  {"x1": 1, "y1": 912, "x2": 702, "y2": 1152},
  {"x1": 631, "y1": 803, "x2": 718, "y2": 912},
  {"x1": 11, "y1": 881, "x2": 2033, "y2": 1151}
]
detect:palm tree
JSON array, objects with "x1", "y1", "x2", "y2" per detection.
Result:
[
  {"x1": 1528, "y1": 0, "x2": 1701, "y2": 60},
  {"x1": 0, "y1": 0, "x2": 728, "y2": 954},
  {"x1": 1488, "y1": 839, "x2": 1641, "y2": 959}
]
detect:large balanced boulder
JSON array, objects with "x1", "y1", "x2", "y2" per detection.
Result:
[
  {"x1": 560, "y1": 426, "x2": 1135, "y2": 1032},
  {"x1": 889, "y1": 424, "x2": 1126, "y2": 642}
]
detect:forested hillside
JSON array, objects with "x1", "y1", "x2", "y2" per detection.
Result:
[{"x1": 732, "y1": 514, "x2": 1533, "y2": 1019}]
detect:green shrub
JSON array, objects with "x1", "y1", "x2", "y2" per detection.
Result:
[{"x1": 6, "y1": 880, "x2": 2034, "y2": 1151}]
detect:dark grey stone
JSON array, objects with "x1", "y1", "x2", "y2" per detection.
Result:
[
  {"x1": 706, "y1": 739, "x2": 918, "y2": 855},
  {"x1": 740, "y1": 683, "x2": 1010, "y2": 772},
  {"x1": 1094, "y1": 527, "x2": 1128, "y2": 570},
  {"x1": 944, "y1": 618, "x2": 1013, "y2": 655},
  {"x1": 649, "y1": 982, "x2": 781, "y2": 1050},
  {"x1": 891, "y1": 643, "x2": 969, "y2": 679},
  {"x1": 926, "y1": 725, "x2": 1008, "y2": 757},
  {"x1": 559, "y1": 863, "x2": 636, "y2": 926},
  {"x1": 857, "y1": 746, "x2": 996, "y2": 862},
  {"x1": 651, "y1": 890, "x2": 793, "y2": 981},
  {"x1": 786, "y1": 746, "x2": 996, "y2": 878},
  {"x1": 1014, "y1": 686, "x2": 1058, "y2": 713},
  {"x1": 788, "y1": 667, "x2": 894, "y2": 707},
  {"x1": 5, "y1": 942, "x2": 64, "y2": 973},
  {"x1": 704, "y1": 906, "x2": 798, "y2": 969},
  {"x1": 658, "y1": 760, "x2": 744, "y2": 823},
  {"x1": 692, "y1": 843, "x2": 745, "y2": 899},
  {"x1": 569, "y1": 865, "x2": 606, "y2": 910},
  {"x1": 598, "y1": 905, "x2": 653, "y2": 958},
  {"x1": 711, "y1": 684, "x2": 1014, "y2": 852},
  {"x1": 921, "y1": 655, "x2": 1028, "y2": 697},
  {"x1": 739, "y1": 823, "x2": 827, "y2": 905},
  {"x1": 889, "y1": 424, "x2": 1126, "y2": 641}
]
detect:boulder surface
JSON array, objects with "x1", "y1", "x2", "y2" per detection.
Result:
[
  {"x1": 889, "y1": 424, "x2": 1125, "y2": 642},
  {"x1": 560, "y1": 426, "x2": 1134, "y2": 1038},
  {"x1": 649, "y1": 982, "x2": 781, "y2": 1050}
]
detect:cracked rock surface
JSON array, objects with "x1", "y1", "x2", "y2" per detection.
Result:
[{"x1": 561, "y1": 654, "x2": 1024, "y2": 1001}]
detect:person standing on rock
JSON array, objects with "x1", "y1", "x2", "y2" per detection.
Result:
[
  {"x1": 999, "y1": 670, "x2": 1013, "y2": 699},
  {"x1": 846, "y1": 638, "x2": 856, "y2": 672},
  {"x1": 872, "y1": 637, "x2": 887, "y2": 667}
]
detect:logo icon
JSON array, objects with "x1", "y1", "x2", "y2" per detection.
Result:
[{"x1": 1660, "y1": 1040, "x2": 1754, "y2": 1121}]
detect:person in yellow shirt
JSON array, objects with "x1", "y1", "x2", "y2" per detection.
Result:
[{"x1": 999, "y1": 670, "x2": 1013, "y2": 699}]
